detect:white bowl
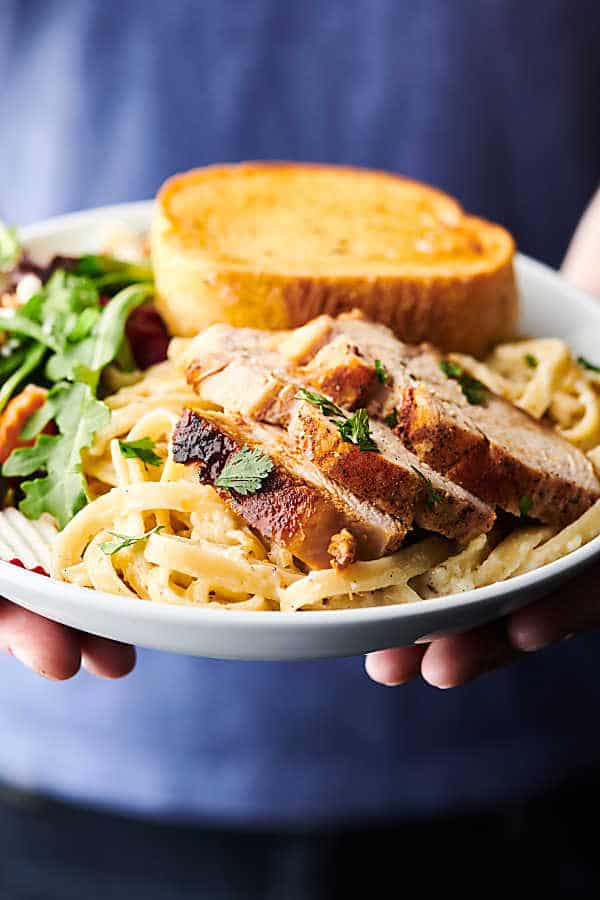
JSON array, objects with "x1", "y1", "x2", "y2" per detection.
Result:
[{"x1": 1, "y1": 202, "x2": 599, "y2": 660}]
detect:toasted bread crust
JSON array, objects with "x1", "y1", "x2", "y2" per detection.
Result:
[{"x1": 153, "y1": 162, "x2": 518, "y2": 356}]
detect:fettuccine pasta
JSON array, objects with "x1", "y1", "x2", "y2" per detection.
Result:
[{"x1": 52, "y1": 337, "x2": 600, "y2": 610}]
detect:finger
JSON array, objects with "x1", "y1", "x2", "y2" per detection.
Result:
[
  {"x1": 80, "y1": 634, "x2": 136, "y2": 679},
  {"x1": 508, "y1": 565, "x2": 600, "y2": 652},
  {"x1": 0, "y1": 598, "x2": 81, "y2": 680},
  {"x1": 421, "y1": 620, "x2": 516, "y2": 689},
  {"x1": 561, "y1": 188, "x2": 600, "y2": 297},
  {"x1": 365, "y1": 644, "x2": 426, "y2": 685}
]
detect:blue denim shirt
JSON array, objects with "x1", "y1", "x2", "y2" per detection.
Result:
[{"x1": 0, "y1": 0, "x2": 598, "y2": 825}]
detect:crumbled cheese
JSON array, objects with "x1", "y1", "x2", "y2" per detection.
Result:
[{"x1": 15, "y1": 273, "x2": 42, "y2": 304}]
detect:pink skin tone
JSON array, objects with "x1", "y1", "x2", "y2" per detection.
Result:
[
  {"x1": 0, "y1": 190, "x2": 597, "y2": 683},
  {"x1": 367, "y1": 188, "x2": 600, "y2": 688}
]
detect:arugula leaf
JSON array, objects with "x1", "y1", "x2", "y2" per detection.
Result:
[
  {"x1": 439, "y1": 359, "x2": 487, "y2": 405},
  {"x1": 0, "y1": 222, "x2": 21, "y2": 272},
  {"x1": 411, "y1": 465, "x2": 444, "y2": 510},
  {"x1": 336, "y1": 408, "x2": 378, "y2": 450},
  {"x1": 525, "y1": 353, "x2": 538, "y2": 369},
  {"x1": 114, "y1": 335, "x2": 137, "y2": 373},
  {"x1": 19, "y1": 383, "x2": 69, "y2": 440},
  {"x1": 0, "y1": 346, "x2": 27, "y2": 380},
  {"x1": 215, "y1": 444, "x2": 274, "y2": 495},
  {"x1": 519, "y1": 495, "x2": 533, "y2": 517},
  {"x1": 578, "y1": 355, "x2": 600, "y2": 374},
  {"x1": 384, "y1": 408, "x2": 399, "y2": 429},
  {"x1": 75, "y1": 255, "x2": 154, "y2": 293},
  {"x1": 0, "y1": 310, "x2": 59, "y2": 349},
  {"x1": 296, "y1": 387, "x2": 345, "y2": 418},
  {"x1": 0, "y1": 343, "x2": 46, "y2": 415},
  {"x1": 3, "y1": 382, "x2": 110, "y2": 528},
  {"x1": 100, "y1": 525, "x2": 164, "y2": 557},
  {"x1": 374, "y1": 359, "x2": 389, "y2": 384},
  {"x1": 118, "y1": 437, "x2": 162, "y2": 468},
  {"x1": 45, "y1": 283, "x2": 152, "y2": 390},
  {"x1": 67, "y1": 307, "x2": 100, "y2": 343}
]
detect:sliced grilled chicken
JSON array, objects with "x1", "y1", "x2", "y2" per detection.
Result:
[
  {"x1": 186, "y1": 315, "x2": 600, "y2": 528},
  {"x1": 288, "y1": 401, "x2": 495, "y2": 543},
  {"x1": 172, "y1": 409, "x2": 409, "y2": 569},
  {"x1": 182, "y1": 333, "x2": 497, "y2": 543},
  {"x1": 332, "y1": 315, "x2": 600, "y2": 527}
]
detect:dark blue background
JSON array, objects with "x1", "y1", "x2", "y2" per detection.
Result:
[{"x1": 0, "y1": 0, "x2": 599, "y2": 825}]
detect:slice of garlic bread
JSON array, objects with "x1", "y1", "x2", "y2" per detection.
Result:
[{"x1": 152, "y1": 162, "x2": 517, "y2": 355}]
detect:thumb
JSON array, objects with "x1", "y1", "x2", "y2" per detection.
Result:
[{"x1": 561, "y1": 187, "x2": 600, "y2": 297}]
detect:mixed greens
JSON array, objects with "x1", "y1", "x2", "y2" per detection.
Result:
[{"x1": 0, "y1": 222, "x2": 160, "y2": 528}]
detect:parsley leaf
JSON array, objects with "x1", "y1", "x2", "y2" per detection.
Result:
[
  {"x1": 459, "y1": 374, "x2": 487, "y2": 405},
  {"x1": 439, "y1": 359, "x2": 487, "y2": 405},
  {"x1": 384, "y1": 408, "x2": 399, "y2": 429},
  {"x1": 374, "y1": 359, "x2": 389, "y2": 384},
  {"x1": 578, "y1": 355, "x2": 600, "y2": 374},
  {"x1": 2, "y1": 382, "x2": 110, "y2": 528},
  {"x1": 215, "y1": 445, "x2": 274, "y2": 496},
  {"x1": 298, "y1": 387, "x2": 378, "y2": 451},
  {"x1": 411, "y1": 465, "x2": 444, "y2": 510},
  {"x1": 525, "y1": 353, "x2": 538, "y2": 369},
  {"x1": 336, "y1": 408, "x2": 378, "y2": 450},
  {"x1": 100, "y1": 525, "x2": 164, "y2": 556},
  {"x1": 0, "y1": 222, "x2": 21, "y2": 272},
  {"x1": 118, "y1": 437, "x2": 162, "y2": 468},
  {"x1": 439, "y1": 360, "x2": 463, "y2": 379},
  {"x1": 296, "y1": 388, "x2": 345, "y2": 418},
  {"x1": 519, "y1": 495, "x2": 533, "y2": 517}
]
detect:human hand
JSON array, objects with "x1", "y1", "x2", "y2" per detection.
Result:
[
  {"x1": 367, "y1": 187, "x2": 600, "y2": 689},
  {"x1": 0, "y1": 597, "x2": 135, "y2": 680},
  {"x1": 366, "y1": 563, "x2": 599, "y2": 688}
]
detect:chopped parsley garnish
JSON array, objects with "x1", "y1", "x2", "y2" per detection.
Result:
[
  {"x1": 519, "y1": 495, "x2": 533, "y2": 517},
  {"x1": 298, "y1": 388, "x2": 378, "y2": 451},
  {"x1": 411, "y1": 465, "x2": 444, "y2": 510},
  {"x1": 459, "y1": 374, "x2": 487, "y2": 405},
  {"x1": 296, "y1": 388, "x2": 345, "y2": 419},
  {"x1": 384, "y1": 408, "x2": 399, "y2": 429},
  {"x1": 439, "y1": 359, "x2": 487, "y2": 405},
  {"x1": 215, "y1": 444, "x2": 274, "y2": 496},
  {"x1": 525, "y1": 353, "x2": 538, "y2": 369},
  {"x1": 578, "y1": 355, "x2": 600, "y2": 374},
  {"x1": 118, "y1": 437, "x2": 163, "y2": 468},
  {"x1": 439, "y1": 360, "x2": 463, "y2": 380},
  {"x1": 374, "y1": 359, "x2": 389, "y2": 384},
  {"x1": 336, "y1": 408, "x2": 378, "y2": 451},
  {"x1": 101, "y1": 524, "x2": 164, "y2": 556}
]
